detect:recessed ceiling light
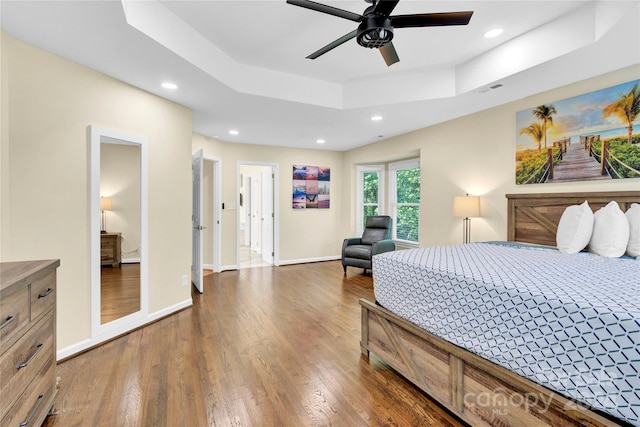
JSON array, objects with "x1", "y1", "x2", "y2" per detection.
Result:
[
  {"x1": 161, "y1": 82, "x2": 178, "y2": 89},
  {"x1": 316, "y1": 139, "x2": 325, "y2": 144},
  {"x1": 371, "y1": 115, "x2": 382, "y2": 121},
  {"x1": 484, "y1": 28, "x2": 503, "y2": 38},
  {"x1": 229, "y1": 130, "x2": 239, "y2": 136}
]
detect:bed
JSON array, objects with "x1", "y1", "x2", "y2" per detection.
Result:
[{"x1": 360, "y1": 191, "x2": 640, "y2": 427}]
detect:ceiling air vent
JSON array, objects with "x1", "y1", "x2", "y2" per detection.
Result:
[{"x1": 478, "y1": 83, "x2": 504, "y2": 93}]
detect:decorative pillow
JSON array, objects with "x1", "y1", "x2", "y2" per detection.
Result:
[
  {"x1": 556, "y1": 201, "x2": 594, "y2": 254},
  {"x1": 589, "y1": 201, "x2": 630, "y2": 258},
  {"x1": 626, "y1": 203, "x2": 640, "y2": 257}
]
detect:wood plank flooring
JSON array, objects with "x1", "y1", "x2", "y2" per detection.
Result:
[
  {"x1": 44, "y1": 261, "x2": 465, "y2": 427},
  {"x1": 101, "y1": 263, "x2": 141, "y2": 324}
]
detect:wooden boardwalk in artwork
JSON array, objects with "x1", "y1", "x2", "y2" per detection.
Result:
[{"x1": 547, "y1": 141, "x2": 611, "y2": 182}]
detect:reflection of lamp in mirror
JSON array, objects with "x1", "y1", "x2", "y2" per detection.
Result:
[
  {"x1": 100, "y1": 196, "x2": 112, "y2": 233},
  {"x1": 453, "y1": 194, "x2": 480, "y2": 244}
]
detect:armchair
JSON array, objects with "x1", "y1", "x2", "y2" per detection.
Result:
[{"x1": 342, "y1": 215, "x2": 395, "y2": 274}]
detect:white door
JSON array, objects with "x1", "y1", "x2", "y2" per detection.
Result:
[
  {"x1": 244, "y1": 176, "x2": 251, "y2": 247},
  {"x1": 261, "y1": 167, "x2": 274, "y2": 264},
  {"x1": 250, "y1": 174, "x2": 260, "y2": 253},
  {"x1": 191, "y1": 149, "x2": 204, "y2": 293}
]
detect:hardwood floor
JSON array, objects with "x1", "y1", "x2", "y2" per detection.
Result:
[
  {"x1": 45, "y1": 261, "x2": 465, "y2": 427},
  {"x1": 101, "y1": 263, "x2": 141, "y2": 324}
]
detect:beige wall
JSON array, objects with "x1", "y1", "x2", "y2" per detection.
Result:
[
  {"x1": 1, "y1": 34, "x2": 193, "y2": 352},
  {"x1": 192, "y1": 134, "x2": 345, "y2": 267},
  {"x1": 343, "y1": 64, "x2": 640, "y2": 247}
]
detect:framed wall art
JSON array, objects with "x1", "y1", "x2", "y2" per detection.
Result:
[
  {"x1": 293, "y1": 165, "x2": 330, "y2": 209},
  {"x1": 516, "y1": 79, "x2": 639, "y2": 184}
]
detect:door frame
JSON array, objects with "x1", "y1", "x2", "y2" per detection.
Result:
[
  {"x1": 237, "y1": 161, "x2": 279, "y2": 267},
  {"x1": 192, "y1": 152, "x2": 222, "y2": 293}
]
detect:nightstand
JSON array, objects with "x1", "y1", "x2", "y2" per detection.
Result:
[{"x1": 100, "y1": 232, "x2": 121, "y2": 267}]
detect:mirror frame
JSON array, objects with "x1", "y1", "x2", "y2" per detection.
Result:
[{"x1": 89, "y1": 125, "x2": 148, "y2": 339}]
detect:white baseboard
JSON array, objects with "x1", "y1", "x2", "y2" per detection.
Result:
[
  {"x1": 219, "y1": 264, "x2": 238, "y2": 272},
  {"x1": 122, "y1": 258, "x2": 141, "y2": 264},
  {"x1": 56, "y1": 298, "x2": 193, "y2": 361},
  {"x1": 203, "y1": 263, "x2": 215, "y2": 271},
  {"x1": 278, "y1": 255, "x2": 340, "y2": 266}
]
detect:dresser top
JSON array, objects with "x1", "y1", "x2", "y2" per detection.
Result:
[{"x1": 0, "y1": 260, "x2": 60, "y2": 291}]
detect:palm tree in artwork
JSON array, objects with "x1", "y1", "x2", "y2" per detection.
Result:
[
  {"x1": 519, "y1": 123, "x2": 545, "y2": 152},
  {"x1": 603, "y1": 83, "x2": 640, "y2": 144},
  {"x1": 532, "y1": 104, "x2": 557, "y2": 150}
]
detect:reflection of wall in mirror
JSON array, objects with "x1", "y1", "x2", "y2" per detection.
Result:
[{"x1": 101, "y1": 143, "x2": 141, "y2": 262}]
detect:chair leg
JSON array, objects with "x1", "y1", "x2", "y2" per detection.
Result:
[{"x1": 343, "y1": 264, "x2": 347, "y2": 274}]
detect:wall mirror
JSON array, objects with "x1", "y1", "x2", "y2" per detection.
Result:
[{"x1": 89, "y1": 125, "x2": 148, "y2": 339}]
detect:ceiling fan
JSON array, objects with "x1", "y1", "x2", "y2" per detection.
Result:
[{"x1": 286, "y1": 0, "x2": 473, "y2": 66}]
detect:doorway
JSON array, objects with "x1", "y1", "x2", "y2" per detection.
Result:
[
  {"x1": 192, "y1": 150, "x2": 221, "y2": 292},
  {"x1": 238, "y1": 162, "x2": 278, "y2": 268}
]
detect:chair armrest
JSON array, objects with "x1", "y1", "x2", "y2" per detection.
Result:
[
  {"x1": 342, "y1": 237, "x2": 363, "y2": 257},
  {"x1": 371, "y1": 239, "x2": 395, "y2": 256},
  {"x1": 343, "y1": 237, "x2": 362, "y2": 247}
]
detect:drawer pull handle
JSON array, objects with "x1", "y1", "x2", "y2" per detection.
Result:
[
  {"x1": 19, "y1": 393, "x2": 44, "y2": 426},
  {"x1": 0, "y1": 315, "x2": 14, "y2": 330},
  {"x1": 38, "y1": 288, "x2": 53, "y2": 298},
  {"x1": 17, "y1": 343, "x2": 44, "y2": 369}
]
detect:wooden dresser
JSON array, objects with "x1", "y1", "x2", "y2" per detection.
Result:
[
  {"x1": 0, "y1": 259, "x2": 59, "y2": 427},
  {"x1": 100, "y1": 232, "x2": 121, "y2": 267}
]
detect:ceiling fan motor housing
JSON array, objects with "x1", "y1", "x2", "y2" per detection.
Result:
[{"x1": 357, "y1": 17, "x2": 394, "y2": 49}]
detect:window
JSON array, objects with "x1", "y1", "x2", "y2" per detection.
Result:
[
  {"x1": 389, "y1": 159, "x2": 420, "y2": 244},
  {"x1": 356, "y1": 160, "x2": 420, "y2": 245},
  {"x1": 356, "y1": 165, "x2": 384, "y2": 235}
]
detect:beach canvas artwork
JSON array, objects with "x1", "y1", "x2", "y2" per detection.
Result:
[
  {"x1": 516, "y1": 79, "x2": 640, "y2": 184},
  {"x1": 293, "y1": 165, "x2": 330, "y2": 209}
]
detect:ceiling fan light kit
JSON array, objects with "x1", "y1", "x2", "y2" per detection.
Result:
[
  {"x1": 286, "y1": 0, "x2": 473, "y2": 67},
  {"x1": 357, "y1": 17, "x2": 393, "y2": 49}
]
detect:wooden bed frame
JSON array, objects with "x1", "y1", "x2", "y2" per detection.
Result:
[{"x1": 360, "y1": 190, "x2": 640, "y2": 427}]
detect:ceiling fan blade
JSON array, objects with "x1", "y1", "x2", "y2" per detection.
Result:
[
  {"x1": 379, "y1": 42, "x2": 399, "y2": 66},
  {"x1": 391, "y1": 11, "x2": 473, "y2": 28},
  {"x1": 371, "y1": 0, "x2": 400, "y2": 18},
  {"x1": 306, "y1": 30, "x2": 358, "y2": 60},
  {"x1": 286, "y1": 0, "x2": 363, "y2": 22}
]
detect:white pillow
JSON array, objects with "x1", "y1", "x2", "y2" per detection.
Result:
[
  {"x1": 589, "y1": 201, "x2": 630, "y2": 258},
  {"x1": 626, "y1": 203, "x2": 640, "y2": 257},
  {"x1": 556, "y1": 201, "x2": 594, "y2": 254}
]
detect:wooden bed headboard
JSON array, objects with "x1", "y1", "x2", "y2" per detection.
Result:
[{"x1": 506, "y1": 191, "x2": 640, "y2": 246}]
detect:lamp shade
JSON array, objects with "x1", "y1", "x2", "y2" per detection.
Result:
[
  {"x1": 100, "y1": 197, "x2": 112, "y2": 211},
  {"x1": 453, "y1": 195, "x2": 480, "y2": 218}
]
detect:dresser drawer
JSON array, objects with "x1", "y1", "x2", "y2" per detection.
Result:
[
  {"x1": 101, "y1": 248, "x2": 113, "y2": 262},
  {"x1": 0, "y1": 311, "x2": 54, "y2": 418},
  {"x1": 0, "y1": 357, "x2": 56, "y2": 427},
  {"x1": 0, "y1": 285, "x2": 29, "y2": 351},
  {"x1": 30, "y1": 271, "x2": 56, "y2": 321},
  {"x1": 0, "y1": 260, "x2": 59, "y2": 427},
  {"x1": 101, "y1": 233, "x2": 121, "y2": 267}
]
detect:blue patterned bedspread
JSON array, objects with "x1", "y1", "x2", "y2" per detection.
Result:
[{"x1": 373, "y1": 242, "x2": 640, "y2": 425}]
